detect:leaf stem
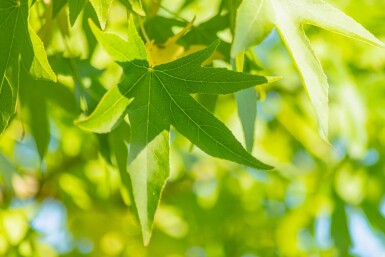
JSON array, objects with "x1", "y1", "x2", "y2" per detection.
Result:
[
  {"x1": 159, "y1": 4, "x2": 188, "y2": 22},
  {"x1": 137, "y1": 15, "x2": 150, "y2": 42}
]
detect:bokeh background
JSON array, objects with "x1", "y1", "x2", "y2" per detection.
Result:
[{"x1": 1, "y1": 0, "x2": 385, "y2": 256}]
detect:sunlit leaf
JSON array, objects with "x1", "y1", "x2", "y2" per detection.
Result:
[
  {"x1": 129, "y1": 0, "x2": 145, "y2": 16},
  {"x1": 78, "y1": 16, "x2": 273, "y2": 244},
  {"x1": 232, "y1": 0, "x2": 385, "y2": 140},
  {"x1": 88, "y1": 0, "x2": 112, "y2": 29},
  {"x1": 0, "y1": 0, "x2": 56, "y2": 134}
]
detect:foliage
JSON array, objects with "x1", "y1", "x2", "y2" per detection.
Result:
[{"x1": 0, "y1": 0, "x2": 385, "y2": 256}]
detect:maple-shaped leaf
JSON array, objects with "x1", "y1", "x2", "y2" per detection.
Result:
[
  {"x1": 0, "y1": 0, "x2": 56, "y2": 134},
  {"x1": 232, "y1": 0, "x2": 385, "y2": 140},
  {"x1": 77, "y1": 18, "x2": 272, "y2": 244}
]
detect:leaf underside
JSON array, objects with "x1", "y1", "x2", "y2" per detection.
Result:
[
  {"x1": 78, "y1": 18, "x2": 273, "y2": 244},
  {"x1": 232, "y1": 0, "x2": 385, "y2": 140}
]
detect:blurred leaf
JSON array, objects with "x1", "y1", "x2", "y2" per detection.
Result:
[
  {"x1": 0, "y1": 153, "x2": 17, "y2": 193},
  {"x1": 236, "y1": 89, "x2": 257, "y2": 152},
  {"x1": 0, "y1": 63, "x2": 18, "y2": 135},
  {"x1": 362, "y1": 201, "x2": 385, "y2": 234},
  {"x1": 109, "y1": 122, "x2": 132, "y2": 205},
  {"x1": 19, "y1": 69, "x2": 77, "y2": 159},
  {"x1": 68, "y1": 0, "x2": 87, "y2": 26},
  {"x1": 52, "y1": 0, "x2": 67, "y2": 18},
  {"x1": 146, "y1": 18, "x2": 194, "y2": 66},
  {"x1": 234, "y1": 52, "x2": 257, "y2": 152},
  {"x1": 20, "y1": 81, "x2": 50, "y2": 159},
  {"x1": 0, "y1": 0, "x2": 56, "y2": 134},
  {"x1": 145, "y1": 16, "x2": 186, "y2": 43},
  {"x1": 88, "y1": 0, "x2": 112, "y2": 29},
  {"x1": 181, "y1": 14, "x2": 231, "y2": 60},
  {"x1": 331, "y1": 195, "x2": 353, "y2": 257},
  {"x1": 232, "y1": 0, "x2": 385, "y2": 140},
  {"x1": 129, "y1": 0, "x2": 145, "y2": 16}
]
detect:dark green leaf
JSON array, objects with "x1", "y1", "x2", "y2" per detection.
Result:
[
  {"x1": 77, "y1": 17, "x2": 273, "y2": 244},
  {"x1": 0, "y1": 0, "x2": 56, "y2": 134},
  {"x1": 68, "y1": 0, "x2": 87, "y2": 26}
]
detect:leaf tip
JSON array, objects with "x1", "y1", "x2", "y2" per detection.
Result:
[
  {"x1": 231, "y1": 41, "x2": 244, "y2": 58},
  {"x1": 142, "y1": 230, "x2": 152, "y2": 247},
  {"x1": 266, "y1": 76, "x2": 282, "y2": 83},
  {"x1": 257, "y1": 162, "x2": 274, "y2": 171},
  {"x1": 377, "y1": 40, "x2": 385, "y2": 49},
  {"x1": 74, "y1": 116, "x2": 109, "y2": 134}
]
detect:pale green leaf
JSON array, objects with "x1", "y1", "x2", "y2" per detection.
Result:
[
  {"x1": 129, "y1": 131, "x2": 169, "y2": 245},
  {"x1": 28, "y1": 25, "x2": 56, "y2": 81},
  {"x1": 76, "y1": 18, "x2": 148, "y2": 133},
  {"x1": 234, "y1": 51, "x2": 257, "y2": 152},
  {"x1": 236, "y1": 88, "x2": 257, "y2": 152},
  {"x1": 75, "y1": 73, "x2": 142, "y2": 133},
  {"x1": 88, "y1": 0, "x2": 113, "y2": 29},
  {"x1": 88, "y1": 18, "x2": 147, "y2": 62},
  {"x1": 129, "y1": 0, "x2": 145, "y2": 16},
  {"x1": 232, "y1": 0, "x2": 385, "y2": 139}
]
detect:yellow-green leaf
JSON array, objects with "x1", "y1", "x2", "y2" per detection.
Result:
[{"x1": 232, "y1": 0, "x2": 385, "y2": 140}]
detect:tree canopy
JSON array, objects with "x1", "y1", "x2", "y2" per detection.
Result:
[{"x1": 1, "y1": 0, "x2": 385, "y2": 256}]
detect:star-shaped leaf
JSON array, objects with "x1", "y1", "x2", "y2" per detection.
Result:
[
  {"x1": 232, "y1": 0, "x2": 385, "y2": 140},
  {"x1": 77, "y1": 18, "x2": 272, "y2": 244},
  {"x1": 0, "y1": 0, "x2": 56, "y2": 134}
]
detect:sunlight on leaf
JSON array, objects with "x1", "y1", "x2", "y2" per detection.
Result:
[{"x1": 232, "y1": 0, "x2": 385, "y2": 140}]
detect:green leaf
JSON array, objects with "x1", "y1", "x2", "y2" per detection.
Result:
[
  {"x1": 362, "y1": 201, "x2": 385, "y2": 234},
  {"x1": 78, "y1": 18, "x2": 273, "y2": 244},
  {"x1": 68, "y1": 0, "x2": 87, "y2": 26},
  {"x1": 128, "y1": 0, "x2": 145, "y2": 16},
  {"x1": 52, "y1": 0, "x2": 67, "y2": 18},
  {"x1": 75, "y1": 83, "x2": 136, "y2": 133},
  {"x1": 0, "y1": 67, "x2": 18, "y2": 135},
  {"x1": 28, "y1": 26, "x2": 57, "y2": 81},
  {"x1": 0, "y1": 0, "x2": 56, "y2": 82},
  {"x1": 234, "y1": 51, "x2": 257, "y2": 152},
  {"x1": 180, "y1": 14, "x2": 231, "y2": 59},
  {"x1": 331, "y1": 194, "x2": 353, "y2": 257},
  {"x1": 88, "y1": 18, "x2": 147, "y2": 62},
  {"x1": 232, "y1": 0, "x2": 385, "y2": 140},
  {"x1": 109, "y1": 122, "x2": 133, "y2": 206},
  {"x1": 81, "y1": 21, "x2": 271, "y2": 170},
  {"x1": 0, "y1": 153, "x2": 17, "y2": 193},
  {"x1": 19, "y1": 69, "x2": 50, "y2": 159},
  {"x1": 0, "y1": 0, "x2": 56, "y2": 134},
  {"x1": 88, "y1": 0, "x2": 112, "y2": 29},
  {"x1": 129, "y1": 131, "x2": 169, "y2": 245},
  {"x1": 145, "y1": 16, "x2": 185, "y2": 43},
  {"x1": 236, "y1": 88, "x2": 257, "y2": 152}
]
